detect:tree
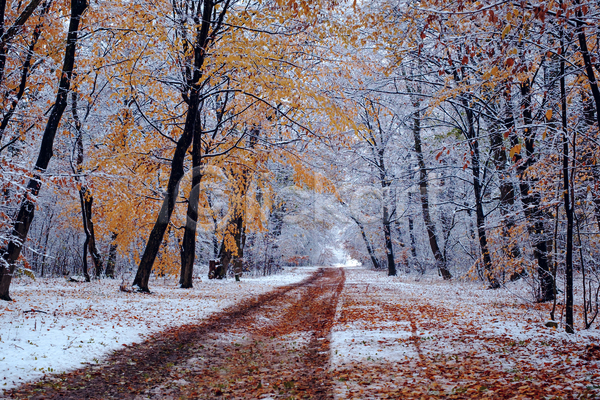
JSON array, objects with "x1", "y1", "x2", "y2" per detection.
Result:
[
  {"x1": 409, "y1": 88, "x2": 452, "y2": 281},
  {"x1": 353, "y1": 98, "x2": 397, "y2": 276},
  {"x1": 0, "y1": 0, "x2": 88, "y2": 301},
  {"x1": 132, "y1": 0, "x2": 229, "y2": 292},
  {"x1": 72, "y1": 88, "x2": 103, "y2": 281}
]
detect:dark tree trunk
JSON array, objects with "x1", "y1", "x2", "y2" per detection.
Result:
[
  {"x1": 408, "y1": 217, "x2": 417, "y2": 267},
  {"x1": 351, "y1": 216, "x2": 380, "y2": 270},
  {"x1": 0, "y1": 2, "x2": 49, "y2": 143},
  {"x1": 518, "y1": 79, "x2": 554, "y2": 302},
  {"x1": 490, "y1": 92, "x2": 521, "y2": 267},
  {"x1": 438, "y1": 160, "x2": 455, "y2": 269},
  {"x1": 0, "y1": 0, "x2": 87, "y2": 301},
  {"x1": 81, "y1": 220, "x2": 91, "y2": 282},
  {"x1": 0, "y1": 0, "x2": 44, "y2": 88},
  {"x1": 133, "y1": 111, "x2": 196, "y2": 290},
  {"x1": 412, "y1": 101, "x2": 452, "y2": 280},
  {"x1": 382, "y1": 201, "x2": 396, "y2": 276},
  {"x1": 105, "y1": 233, "x2": 118, "y2": 278},
  {"x1": 560, "y1": 39, "x2": 574, "y2": 333},
  {"x1": 361, "y1": 99, "x2": 396, "y2": 276},
  {"x1": 215, "y1": 125, "x2": 258, "y2": 278},
  {"x1": 179, "y1": 115, "x2": 203, "y2": 289},
  {"x1": 218, "y1": 213, "x2": 246, "y2": 279},
  {"x1": 78, "y1": 188, "x2": 103, "y2": 279},
  {"x1": 574, "y1": 89, "x2": 600, "y2": 229},
  {"x1": 378, "y1": 149, "x2": 396, "y2": 276},
  {"x1": 267, "y1": 202, "x2": 286, "y2": 270},
  {"x1": 133, "y1": 0, "x2": 221, "y2": 292},
  {"x1": 463, "y1": 105, "x2": 500, "y2": 289},
  {"x1": 207, "y1": 192, "x2": 220, "y2": 258},
  {"x1": 73, "y1": 90, "x2": 102, "y2": 279},
  {"x1": 574, "y1": 0, "x2": 600, "y2": 130},
  {"x1": 180, "y1": 86, "x2": 230, "y2": 286}
]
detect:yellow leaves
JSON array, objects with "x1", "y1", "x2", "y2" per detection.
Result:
[
  {"x1": 501, "y1": 24, "x2": 511, "y2": 40},
  {"x1": 509, "y1": 144, "x2": 522, "y2": 159},
  {"x1": 481, "y1": 66, "x2": 499, "y2": 81},
  {"x1": 545, "y1": 109, "x2": 553, "y2": 121}
]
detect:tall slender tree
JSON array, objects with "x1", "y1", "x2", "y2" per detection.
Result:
[
  {"x1": 0, "y1": 0, "x2": 88, "y2": 301},
  {"x1": 132, "y1": 0, "x2": 229, "y2": 291}
]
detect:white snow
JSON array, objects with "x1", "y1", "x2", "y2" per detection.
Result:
[
  {"x1": 3, "y1": 264, "x2": 598, "y2": 397},
  {"x1": 329, "y1": 266, "x2": 600, "y2": 399},
  {"x1": 0, "y1": 267, "x2": 313, "y2": 392},
  {"x1": 331, "y1": 267, "x2": 600, "y2": 364}
]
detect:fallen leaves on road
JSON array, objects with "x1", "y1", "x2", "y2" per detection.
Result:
[{"x1": 331, "y1": 268, "x2": 600, "y2": 399}]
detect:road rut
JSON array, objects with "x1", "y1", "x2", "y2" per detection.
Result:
[{"x1": 5, "y1": 268, "x2": 345, "y2": 399}]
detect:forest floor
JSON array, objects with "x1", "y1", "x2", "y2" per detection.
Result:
[
  {"x1": 330, "y1": 268, "x2": 600, "y2": 399},
  {"x1": 1, "y1": 266, "x2": 600, "y2": 399}
]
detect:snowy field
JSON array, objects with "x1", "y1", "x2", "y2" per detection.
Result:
[
  {"x1": 330, "y1": 267, "x2": 600, "y2": 398},
  {"x1": 0, "y1": 267, "x2": 314, "y2": 392}
]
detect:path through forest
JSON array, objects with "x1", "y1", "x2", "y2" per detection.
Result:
[
  {"x1": 4, "y1": 268, "x2": 345, "y2": 399},
  {"x1": 3, "y1": 266, "x2": 600, "y2": 399}
]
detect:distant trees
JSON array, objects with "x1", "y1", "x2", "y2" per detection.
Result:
[{"x1": 339, "y1": 0, "x2": 600, "y2": 332}]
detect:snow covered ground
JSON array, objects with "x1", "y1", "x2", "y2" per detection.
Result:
[
  {"x1": 330, "y1": 266, "x2": 600, "y2": 398},
  {"x1": 0, "y1": 267, "x2": 314, "y2": 392},
  {"x1": 3, "y1": 264, "x2": 599, "y2": 398}
]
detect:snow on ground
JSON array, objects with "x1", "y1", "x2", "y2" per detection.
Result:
[
  {"x1": 0, "y1": 266, "x2": 315, "y2": 392},
  {"x1": 330, "y1": 266, "x2": 600, "y2": 398}
]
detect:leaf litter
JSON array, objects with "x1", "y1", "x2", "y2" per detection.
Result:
[
  {"x1": 0, "y1": 267, "x2": 315, "y2": 393},
  {"x1": 1, "y1": 265, "x2": 599, "y2": 399}
]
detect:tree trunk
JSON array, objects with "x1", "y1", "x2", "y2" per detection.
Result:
[
  {"x1": 378, "y1": 148, "x2": 396, "y2": 276},
  {"x1": 267, "y1": 202, "x2": 286, "y2": 271},
  {"x1": 208, "y1": 193, "x2": 220, "y2": 258},
  {"x1": 560, "y1": 39, "x2": 574, "y2": 333},
  {"x1": 407, "y1": 196, "x2": 417, "y2": 271},
  {"x1": 464, "y1": 105, "x2": 500, "y2": 289},
  {"x1": 382, "y1": 199, "x2": 396, "y2": 276},
  {"x1": 518, "y1": 79, "x2": 554, "y2": 302},
  {"x1": 105, "y1": 233, "x2": 118, "y2": 278},
  {"x1": 412, "y1": 100, "x2": 452, "y2": 280},
  {"x1": 362, "y1": 99, "x2": 396, "y2": 276},
  {"x1": 489, "y1": 92, "x2": 522, "y2": 278},
  {"x1": 0, "y1": 2, "x2": 49, "y2": 143},
  {"x1": 78, "y1": 188, "x2": 103, "y2": 278},
  {"x1": 218, "y1": 213, "x2": 246, "y2": 278},
  {"x1": 351, "y1": 216, "x2": 380, "y2": 270},
  {"x1": 216, "y1": 130, "x2": 258, "y2": 278},
  {"x1": 179, "y1": 115, "x2": 203, "y2": 288},
  {"x1": 132, "y1": 0, "x2": 218, "y2": 292},
  {"x1": 0, "y1": 0, "x2": 44, "y2": 89},
  {"x1": 574, "y1": 0, "x2": 600, "y2": 130},
  {"x1": 438, "y1": 160, "x2": 455, "y2": 269},
  {"x1": 73, "y1": 89, "x2": 103, "y2": 279},
  {"x1": 0, "y1": 0, "x2": 87, "y2": 301},
  {"x1": 39, "y1": 209, "x2": 53, "y2": 278},
  {"x1": 81, "y1": 220, "x2": 91, "y2": 282},
  {"x1": 574, "y1": 11, "x2": 600, "y2": 231}
]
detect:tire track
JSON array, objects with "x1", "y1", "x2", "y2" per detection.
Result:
[{"x1": 4, "y1": 267, "x2": 345, "y2": 399}]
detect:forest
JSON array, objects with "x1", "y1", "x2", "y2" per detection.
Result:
[{"x1": 1, "y1": 0, "x2": 600, "y2": 397}]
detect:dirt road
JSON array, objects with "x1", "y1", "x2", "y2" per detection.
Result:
[{"x1": 4, "y1": 268, "x2": 345, "y2": 399}]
